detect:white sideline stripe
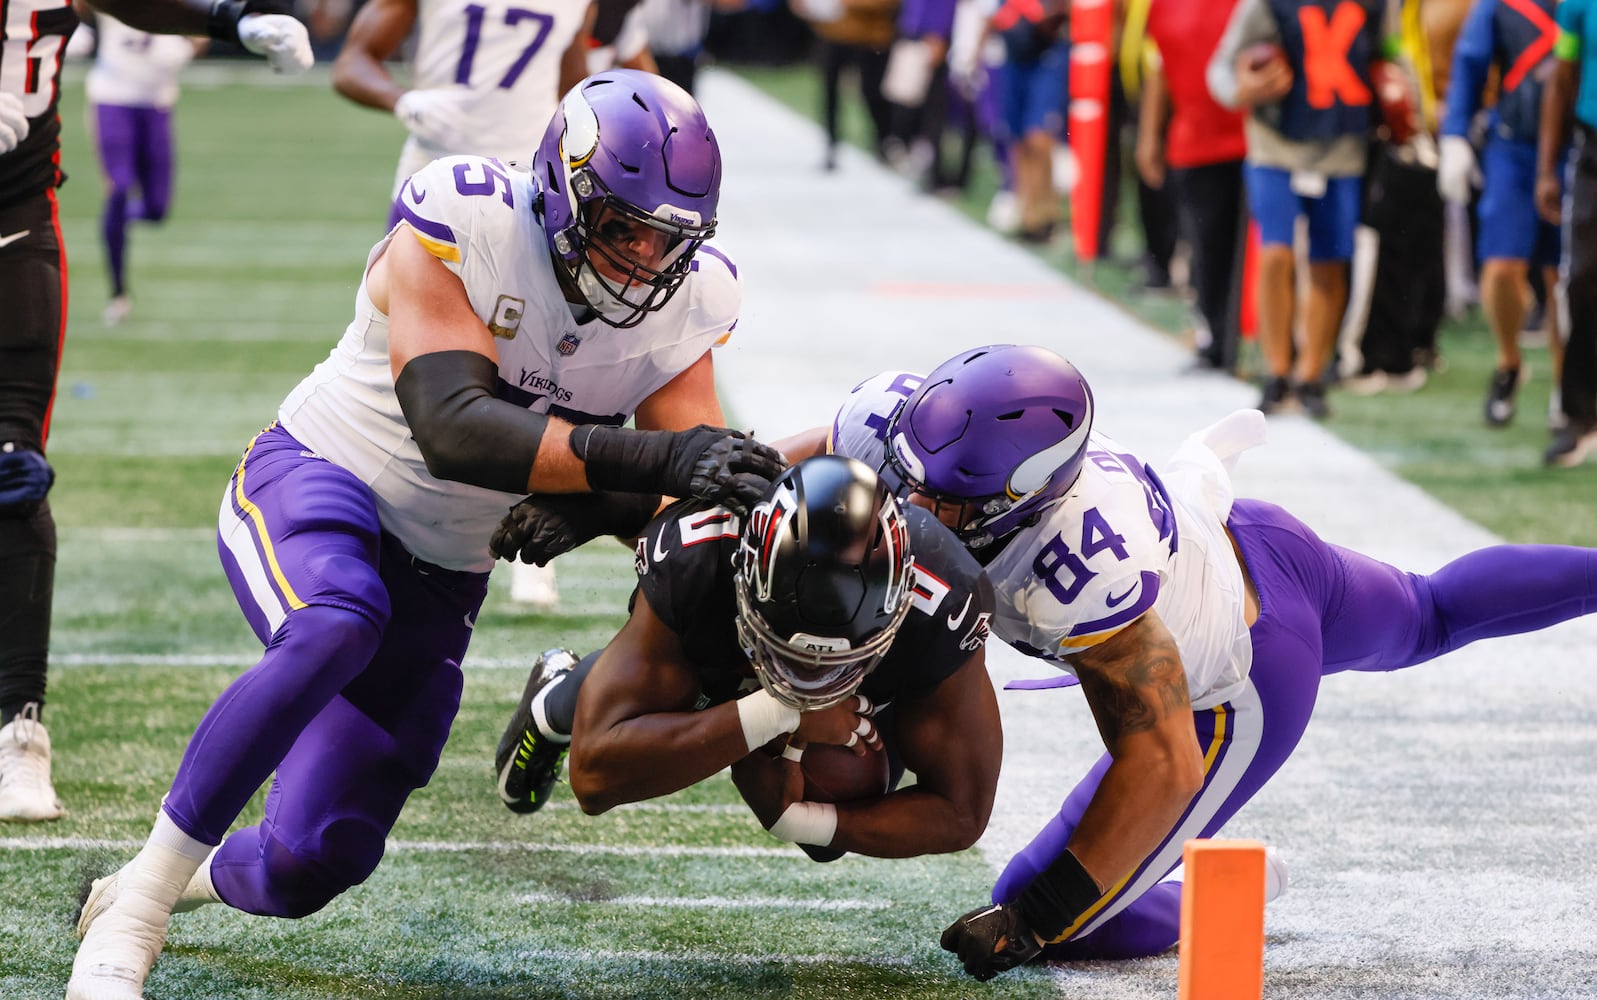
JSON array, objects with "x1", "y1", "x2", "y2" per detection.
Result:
[
  {"x1": 514, "y1": 946, "x2": 911, "y2": 968},
  {"x1": 0, "y1": 837, "x2": 803, "y2": 858},
  {"x1": 516, "y1": 892, "x2": 887, "y2": 911}
]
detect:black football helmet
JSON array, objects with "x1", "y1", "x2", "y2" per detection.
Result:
[{"x1": 734, "y1": 455, "x2": 915, "y2": 711}]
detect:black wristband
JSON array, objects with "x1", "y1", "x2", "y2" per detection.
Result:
[
  {"x1": 394, "y1": 350, "x2": 546, "y2": 493},
  {"x1": 568, "y1": 425, "x2": 672, "y2": 494},
  {"x1": 206, "y1": 0, "x2": 291, "y2": 45},
  {"x1": 1013, "y1": 848, "x2": 1103, "y2": 943}
]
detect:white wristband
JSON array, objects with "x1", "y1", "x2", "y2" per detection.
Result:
[
  {"x1": 736, "y1": 688, "x2": 800, "y2": 753},
  {"x1": 769, "y1": 801, "x2": 838, "y2": 846},
  {"x1": 780, "y1": 743, "x2": 805, "y2": 763}
]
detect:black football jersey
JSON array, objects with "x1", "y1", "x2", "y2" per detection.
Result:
[
  {"x1": 630, "y1": 499, "x2": 995, "y2": 709},
  {"x1": 0, "y1": 0, "x2": 78, "y2": 207}
]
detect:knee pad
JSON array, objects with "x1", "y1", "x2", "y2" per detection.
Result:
[
  {"x1": 259, "y1": 817, "x2": 386, "y2": 918},
  {"x1": 0, "y1": 445, "x2": 54, "y2": 517}
]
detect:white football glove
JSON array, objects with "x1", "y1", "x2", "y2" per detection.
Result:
[
  {"x1": 394, "y1": 88, "x2": 476, "y2": 152},
  {"x1": 1437, "y1": 135, "x2": 1481, "y2": 205},
  {"x1": 0, "y1": 92, "x2": 29, "y2": 156},
  {"x1": 237, "y1": 13, "x2": 313, "y2": 75}
]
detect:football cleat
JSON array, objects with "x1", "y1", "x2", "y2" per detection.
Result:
[
  {"x1": 0, "y1": 703, "x2": 63, "y2": 822},
  {"x1": 495, "y1": 648, "x2": 578, "y2": 814},
  {"x1": 1484, "y1": 367, "x2": 1522, "y2": 428}
]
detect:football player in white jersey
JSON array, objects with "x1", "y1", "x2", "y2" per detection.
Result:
[
  {"x1": 67, "y1": 71, "x2": 784, "y2": 1000},
  {"x1": 80, "y1": 9, "x2": 203, "y2": 325},
  {"x1": 819, "y1": 345, "x2": 1597, "y2": 980},
  {"x1": 335, "y1": 0, "x2": 595, "y2": 606},
  {"x1": 332, "y1": 0, "x2": 594, "y2": 201}
]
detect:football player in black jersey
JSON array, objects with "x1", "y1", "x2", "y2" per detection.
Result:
[
  {"x1": 495, "y1": 455, "x2": 1003, "y2": 862},
  {"x1": 0, "y1": 0, "x2": 310, "y2": 833}
]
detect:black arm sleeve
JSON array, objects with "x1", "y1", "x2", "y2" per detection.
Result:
[{"x1": 393, "y1": 350, "x2": 547, "y2": 493}]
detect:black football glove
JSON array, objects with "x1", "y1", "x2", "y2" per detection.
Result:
[
  {"x1": 668, "y1": 425, "x2": 786, "y2": 514},
  {"x1": 939, "y1": 903, "x2": 1043, "y2": 982},
  {"x1": 490, "y1": 491, "x2": 660, "y2": 566},
  {"x1": 571, "y1": 424, "x2": 786, "y2": 516}
]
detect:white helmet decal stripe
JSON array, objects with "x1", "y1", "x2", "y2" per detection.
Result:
[
  {"x1": 1008, "y1": 395, "x2": 1094, "y2": 498},
  {"x1": 561, "y1": 90, "x2": 600, "y2": 167}
]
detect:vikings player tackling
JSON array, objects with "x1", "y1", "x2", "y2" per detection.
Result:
[
  {"x1": 820, "y1": 344, "x2": 1597, "y2": 980},
  {"x1": 67, "y1": 71, "x2": 783, "y2": 1000}
]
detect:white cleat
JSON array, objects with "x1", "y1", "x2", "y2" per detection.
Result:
[
  {"x1": 79, "y1": 852, "x2": 221, "y2": 940},
  {"x1": 0, "y1": 704, "x2": 63, "y2": 822},
  {"x1": 68, "y1": 877, "x2": 169, "y2": 1000}
]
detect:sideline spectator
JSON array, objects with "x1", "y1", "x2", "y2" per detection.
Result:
[
  {"x1": 1536, "y1": 0, "x2": 1597, "y2": 466},
  {"x1": 990, "y1": 0, "x2": 1069, "y2": 243},
  {"x1": 1209, "y1": 0, "x2": 1404, "y2": 420},
  {"x1": 1138, "y1": 0, "x2": 1249, "y2": 372},
  {"x1": 792, "y1": 0, "x2": 900, "y2": 169},
  {"x1": 1440, "y1": 0, "x2": 1562, "y2": 428}
]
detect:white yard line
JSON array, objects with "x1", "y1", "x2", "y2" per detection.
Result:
[
  {"x1": 511, "y1": 947, "x2": 913, "y2": 968},
  {"x1": 514, "y1": 892, "x2": 888, "y2": 911},
  {"x1": 0, "y1": 836, "x2": 802, "y2": 858}
]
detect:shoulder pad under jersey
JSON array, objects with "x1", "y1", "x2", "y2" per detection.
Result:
[
  {"x1": 632, "y1": 498, "x2": 742, "y2": 632},
  {"x1": 829, "y1": 370, "x2": 926, "y2": 464},
  {"x1": 684, "y1": 242, "x2": 742, "y2": 346},
  {"x1": 389, "y1": 155, "x2": 526, "y2": 270}
]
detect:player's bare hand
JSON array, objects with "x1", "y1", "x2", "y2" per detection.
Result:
[
  {"x1": 794, "y1": 694, "x2": 881, "y2": 755},
  {"x1": 1536, "y1": 172, "x2": 1563, "y2": 225},
  {"x1": 729, "y1": 740, "x2": 804, "y2": 828},
  {"x1": 1233, "y1": 47, "x2": 1293, "y2": 108}
]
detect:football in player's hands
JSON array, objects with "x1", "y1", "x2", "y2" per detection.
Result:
[
  {"x1": 802, "y1": 743, "x2": 890, "y2": 803},
  {"x1": 1243, "y1": 41, "x2": 1287, "y2": 72}
]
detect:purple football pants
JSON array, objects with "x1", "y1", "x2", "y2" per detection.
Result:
[
  {"x1": 94, "y1": 103, "x2": 174, "y2": 298},
  {"x1": 994, "y1": 498, "x2": 1597, "y2": 958},
  {"x1": 163, "y1": 424, "x2": 488, "y2": 918}
]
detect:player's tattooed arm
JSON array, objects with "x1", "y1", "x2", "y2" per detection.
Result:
[
  {"x1": 1072, "y1": 612, "x2": 1192, "y2": 747},
  {"x1": 1061, "y1": 611, "x2": 1205, "y2": 894}
]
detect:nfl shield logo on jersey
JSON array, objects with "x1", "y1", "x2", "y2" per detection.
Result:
[{"x1": 557, "y1": 333, "x2": 581, "y2": 356}]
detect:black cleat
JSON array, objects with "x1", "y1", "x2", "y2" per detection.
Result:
[
  {"x1": 1484, "y1": 367, "x2": 1521, "y2": 428},
  {"x1": 495, "y1": 648, "x2": 578, "y2": 814}
]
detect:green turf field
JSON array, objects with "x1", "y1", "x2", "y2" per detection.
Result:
[
  {"x1": 6, "y1": 59, "x2": 1593, "y2": 1000},
  {"x1": 0, "y1": 68, "x2": 1072, "y2": 1000}
]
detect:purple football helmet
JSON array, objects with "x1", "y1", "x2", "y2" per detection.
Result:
[
  {"x1": 883, "y1": 345, "x2": 1095, "y2": 549},
  {"x1": 734, "y1": 456, "x2": 915, "y2": 711},
  {"x1": 532, "y1": 69, "x2": 721, "y2": 328}
]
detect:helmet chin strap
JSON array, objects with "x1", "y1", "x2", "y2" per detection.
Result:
[{"x1": 575, "y1": 264, "x2": 638, "y2": 320}]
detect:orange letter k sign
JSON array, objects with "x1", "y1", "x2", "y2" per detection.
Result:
[{"x1": 1298, "y1": 2, "x2": 1373, "y2": 109}]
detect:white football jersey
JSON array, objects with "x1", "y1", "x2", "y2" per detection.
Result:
[
  {"x1": 407, "y1": 0, "x2": 589, "y2": 162},
  {"x1": 830, "y1": 371, "x2": 1253, "y2": 708},
  {"x1": 84, "y1": 15, "x2": 195, "y2": 109},
  {"x1": 279, "y1": 154, "x2": 740, "y2": 573}
]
